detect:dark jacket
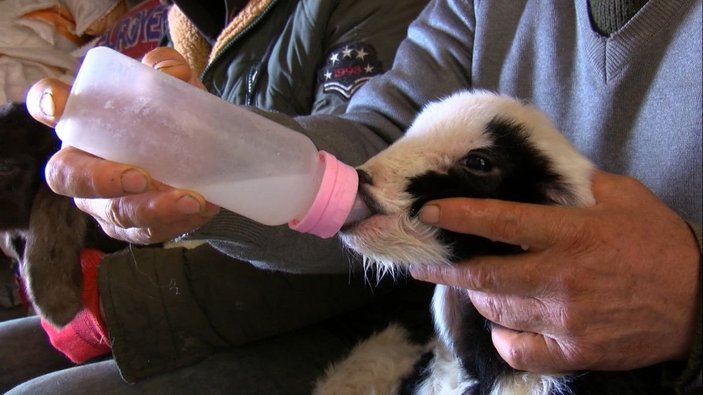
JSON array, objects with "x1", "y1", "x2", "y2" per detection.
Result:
[
  {"x1": 172, "y1": 0, "x2": 428, "y2": 116},
  {"x1": 99, "y1": 0, "x2": 432, "y2": 383}
]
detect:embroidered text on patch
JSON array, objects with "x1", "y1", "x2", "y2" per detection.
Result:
[
  {"x1": 319, "y1": 43, "x2": 382, "y2": 99},
  {"x1": 93, "y1": 0, "x2": 169, "y2": 60}
]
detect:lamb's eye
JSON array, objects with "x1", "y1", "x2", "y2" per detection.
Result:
[{"x1": 462, "y1": 154, "x2": 492, "y2": 172}]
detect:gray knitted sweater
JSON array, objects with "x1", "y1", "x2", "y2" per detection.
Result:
[{"x1": 198, "y1": 0, "x2": 702, "y2": 273}]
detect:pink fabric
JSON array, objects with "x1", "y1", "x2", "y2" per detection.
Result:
[{"x1": 40, "y1": 248, "x2": 111, "y2": 364}]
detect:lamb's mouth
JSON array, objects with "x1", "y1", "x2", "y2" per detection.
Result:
[{"x1": 340, "y1": 185, "x2": 383, "y2": 230}]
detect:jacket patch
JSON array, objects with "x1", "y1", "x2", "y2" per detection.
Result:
[
  {"x1": 319, "y1": 42, "x2": 383, "y2": 99},
  {"x1": 93, "y1": 0, "x2": 169, "y2": 60}
]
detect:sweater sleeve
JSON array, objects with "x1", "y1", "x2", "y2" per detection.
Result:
[
  {"x1": 662, "y1": 223, "x2": 703, "y2": 394},
  {"x1": 189, "y1": 0, "x2": 480, "y2": 273}
]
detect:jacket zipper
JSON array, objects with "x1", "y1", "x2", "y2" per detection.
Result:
[
  {"x1": 200, "y1": 0, "x2": 280, "y2": 84},
  {"x1": 245, "y1": 67, "x2": 259, "y2": 106}
]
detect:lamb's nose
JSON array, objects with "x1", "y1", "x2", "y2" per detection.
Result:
[{"x1": 357, "y1": 169, "x2": 372, "y2": 185}]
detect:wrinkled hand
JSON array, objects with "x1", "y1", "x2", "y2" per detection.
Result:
[
  {"x1": 26, "y1": 48, "x2": 219, "y2": 244},
  {"x1": 410, "y1": 170, "x2": 700, "y2": 373}
]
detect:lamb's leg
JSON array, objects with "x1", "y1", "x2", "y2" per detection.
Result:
[{"x1": 23, "y1": 184, "x2": 86, "y2": 327}]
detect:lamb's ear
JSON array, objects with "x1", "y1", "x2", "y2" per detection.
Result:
[{"x1": 23, "y1": 183, "x2": 86, "y2": 327}]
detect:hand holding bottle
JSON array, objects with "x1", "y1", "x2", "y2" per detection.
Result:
[{"x1": 26, "y1": 48, "x2": 220, "y2": 244}]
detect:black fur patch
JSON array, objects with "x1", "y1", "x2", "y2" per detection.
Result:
[
  {"x1": 403, "y1": 117, "x2": 568, "y2": 394},
  {"x1": 0, "y1": 103, "x2": 59, "y2": 229},
  {"x1": 407, "y1": 117, "x2": 564, "y2": 261}
]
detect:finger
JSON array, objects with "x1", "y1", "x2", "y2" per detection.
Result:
[
  {"x1": 418, "y1": 198, "x2": 581, "y2": 250},
  {"x1": 410, "y1": 253, "x2": 553, "y2": 295},
  {"x1": 75, "y1": 189, "x2": 218, "y2": 231},
  {"x1": 141, "y1": 47, "x2": 192, "y2": 81},
  {"x1": 491, "y1": 325, "x2": 572, "y2": 373},
  {"x1": 96, "y1": 215, "x2": 213, "y2": 245},
  {"x1": 26, "y1": 78, "x2": 71, "y2": 127},
  {"x1": 45, "y1": 147, "x2": 151, "y2": 198},
  {"x1": 141, "y1": 47, "x2": 204, "y2": 88}
]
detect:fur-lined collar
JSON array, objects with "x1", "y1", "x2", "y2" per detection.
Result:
[{"x1": 167, "y1": 0, "x2": 276, "y2": 76}]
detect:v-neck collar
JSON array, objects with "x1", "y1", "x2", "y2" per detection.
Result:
[{"x1": 577, "y1": 0, "x2": 691, "y2": 83}]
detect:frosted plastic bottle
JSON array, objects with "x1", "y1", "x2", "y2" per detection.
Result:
[{"x1": 55, "y1": 47, "x2": 369, "y2": 238}]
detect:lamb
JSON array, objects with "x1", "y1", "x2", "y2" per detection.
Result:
[{"x1": 315, "y1": 91, "x2": 669, "y2": 395}]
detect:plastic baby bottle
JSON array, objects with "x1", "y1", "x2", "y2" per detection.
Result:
[{"x1": 55, "y1": 47, "x2": 369, "y2": 238}]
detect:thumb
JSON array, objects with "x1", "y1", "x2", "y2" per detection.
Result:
[
  {"x1": 26, "y1": 78, "x2": 71, "y2": 127},
  {"x1": 491, "y1": 325, "x2": 571, "y2": 373}
]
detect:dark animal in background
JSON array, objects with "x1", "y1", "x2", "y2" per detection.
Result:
[
  {"x1": 314, "y1": 91, "x2": 672, "y2": 395},
  {"x1": 0, "y1": 102, "x2": 125, "y2": 327}
]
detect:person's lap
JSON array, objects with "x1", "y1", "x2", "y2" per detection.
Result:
[
  {"x1": 1, "y1": 315, "x2": 356, "y2": 395},
  {"x1": 0, "y1": 316, "x2": 74, "y2": 392},
  {"x1": 1, "y1": 269, "x2": 434, "y2": 394}
]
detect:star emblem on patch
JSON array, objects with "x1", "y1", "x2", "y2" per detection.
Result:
[{"x1": 318, "y1": 42, "x2": 383, "y2": 100}]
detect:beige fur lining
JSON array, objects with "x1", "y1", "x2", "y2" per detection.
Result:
[
  {"x1": 209, "y1": 0, "x2": 276, "y2": 63},
  {"x1": 167, "y1": 0, "x2": 276, "y2": 77},
  {"x1": 167, "y1": 5, "x2": 211, "y2": 77}
]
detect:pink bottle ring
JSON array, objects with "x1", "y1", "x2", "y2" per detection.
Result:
[{"x1": 288, "y1": 151, "x2": 358, "y2": 238}]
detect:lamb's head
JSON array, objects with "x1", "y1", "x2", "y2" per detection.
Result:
[
  {"x1": 0, "y1": 102, "x2": 59, "y2": 231},
  {"x1": 339, "y1": 91, "x2": 594, "y2": 274}
]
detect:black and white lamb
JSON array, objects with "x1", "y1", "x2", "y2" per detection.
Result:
[{"x1": 314, "y1": 91, "x2": 671, "y2": 395}]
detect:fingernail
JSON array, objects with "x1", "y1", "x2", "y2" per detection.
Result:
[
  {"x1": 418, "y1": 205, "x2": 440, "y2": 224},
  {"x1": 39, "y1": 90, "x2": 55, "y2": 119},
  {"x1": 120, "y1": 169, "x2": 149, "y2": 193},
  {"x1": 153, "y1": 59, "x2": 184, "y2": 71},
  {"x1": 203, "y1": 203, "x2": 220, "y2": 217},
  {"x1": 409, "y1": 265, "x2": 429, "y2": 281},
  {"x1": 177, "y1": 194, "x2": 202, "y2": 214}
]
